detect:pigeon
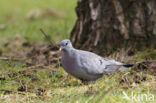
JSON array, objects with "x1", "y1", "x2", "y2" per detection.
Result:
[{"x1": 60, "y1": 39, "x2": 133, "y2": 81}]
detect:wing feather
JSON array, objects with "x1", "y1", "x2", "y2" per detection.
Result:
[{"x1": 78, "y1": 50, "x2": 119, "y2": 75}]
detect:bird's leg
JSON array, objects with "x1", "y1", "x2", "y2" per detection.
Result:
[
  {"x1": 81, "y1": 80, "x2": 88, "y2": 85},
  {"x1": 81, "y1": 80, "x2": 94, "y2": 85}
]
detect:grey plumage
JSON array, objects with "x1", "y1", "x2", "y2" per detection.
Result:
[{"x1": 60, "y1": 39, "x2": 133, "y2": 81}]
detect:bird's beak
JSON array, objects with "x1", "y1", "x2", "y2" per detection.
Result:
[{"x1": 59, "y1": 46, "x2": 63, "y2": 51}]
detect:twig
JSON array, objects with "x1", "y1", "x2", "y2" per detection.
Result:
[
  {"x1": 0, "y1": 57, "x2": 25, "y2": 61},
  {"x1": 40, "y1": 28, "x2": 54, "y2": 46}
]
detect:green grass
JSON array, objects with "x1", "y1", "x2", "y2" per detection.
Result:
[
  {"x1": 0, "y1": 0, "x2": 77, "y2": 42},
  {"x1": 0, "y1": 61, "x2": 155, "y2": 103},
  {"x1": 0, "y1": 0, "x2": 156, "y2": 103}
]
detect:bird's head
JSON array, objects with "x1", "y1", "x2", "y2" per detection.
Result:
[{"x1": 59, "y1": 39, "x2": 73, "y2": 51}]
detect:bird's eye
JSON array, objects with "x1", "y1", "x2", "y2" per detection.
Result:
[{"x1": 65, "y1": 42, "x2": 68, "y2": 45}]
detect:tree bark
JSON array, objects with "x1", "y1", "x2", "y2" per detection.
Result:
[{"x1": 70, "y1": 0, "x2": 156, "y2": 55}]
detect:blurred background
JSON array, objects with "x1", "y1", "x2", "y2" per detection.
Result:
[{"x1": 0, "y1": 0, "x2": 77, "y2": 42}]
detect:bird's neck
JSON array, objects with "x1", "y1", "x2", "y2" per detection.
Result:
[{"x1": 63, "y1": 48, "x2": 75, "y2": 55}]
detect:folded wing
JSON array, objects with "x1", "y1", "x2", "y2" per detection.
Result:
[{"x1": 78, "y1": 50, "x2": 131, "y2": 75}]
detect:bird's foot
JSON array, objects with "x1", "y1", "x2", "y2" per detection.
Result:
[{"x1": 81, "y1": 80, "x2": 94, "y2": 85}]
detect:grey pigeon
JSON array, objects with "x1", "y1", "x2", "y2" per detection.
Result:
[{"x1": 60, "y1": 39, "x2": 133, "y2": 81}]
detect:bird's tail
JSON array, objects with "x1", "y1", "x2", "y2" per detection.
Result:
[{"x1": 119, "y1": 64, "x2": 133, "y2": 71}]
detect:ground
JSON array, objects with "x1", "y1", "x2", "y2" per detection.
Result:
[{"x1": 0, "y1": 0, "x2": 156, "y2": 103}]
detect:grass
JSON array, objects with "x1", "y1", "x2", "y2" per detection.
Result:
[
  {"x1": 0, "y1": 0, "x2": 156, "y2": 103},
  {"x1": 0, "y1": 0, "x2": 77, "y2": 42},
  {"x1": 0, "y1": 61, "x2": 155, "y2": 103}
]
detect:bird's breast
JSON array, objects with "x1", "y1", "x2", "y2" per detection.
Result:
[{"x1": 61, "y1": 53, "x2": 77, "y2": 72}]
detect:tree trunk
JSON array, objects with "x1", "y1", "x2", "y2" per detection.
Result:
[{"x1": 70, "y1": 0, "x2": 156, "y2": 55}]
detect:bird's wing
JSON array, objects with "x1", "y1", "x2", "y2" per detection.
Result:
[{"x1": 78, "y1": 50, "x2": 122, "y2": 75}]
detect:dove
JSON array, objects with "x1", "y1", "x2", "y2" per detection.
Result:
[{"x1": 60, "y1": 39, "x2": 133, "y2": 81}]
